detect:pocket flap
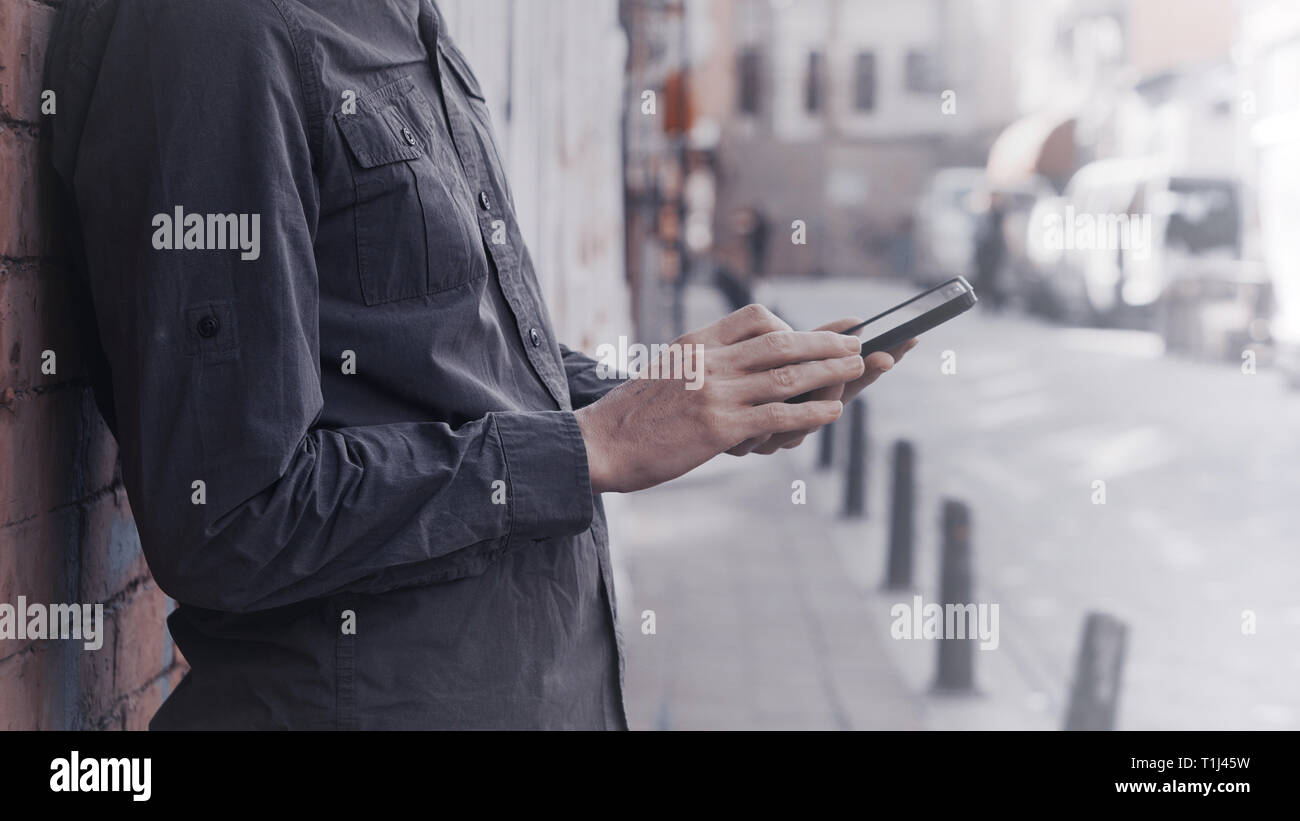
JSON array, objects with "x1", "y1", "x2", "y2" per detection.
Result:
[{"x1": 336, "y1": 77, "x2": 426, "y2": 168}]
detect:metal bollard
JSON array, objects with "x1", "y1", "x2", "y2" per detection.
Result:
[
  {"x1": 932, "y1": 499, "x2": 975, "y2": 693},
  {"x1": 817, "y1": 418, "x2": 835, "y2": 470},
  {"x1": 884, "y1": 440, "x2": 915, "y2": 589},
  {"x1": 1064, "y1": 612, "x2": 1129, "y2": 730},
  {"x1": 841, "y1": 399, "x2": 867, "y2": 517}
]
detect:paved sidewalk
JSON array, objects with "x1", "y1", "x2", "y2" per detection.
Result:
[
  {"x1": 608, "y1": 449, "x2": 923, "y2": 730},
  {"x1": 606, "y1": 284, "x2": 922, "y2": 730}
]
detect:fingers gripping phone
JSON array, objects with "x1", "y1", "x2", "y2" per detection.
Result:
[{"x1": 789, "y1": 276, "x2": 977, "y2": 403}]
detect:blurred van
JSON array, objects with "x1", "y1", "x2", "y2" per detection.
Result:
[{"x1": 1044, "y1": 158, "x2": 1245, "y2": 327}]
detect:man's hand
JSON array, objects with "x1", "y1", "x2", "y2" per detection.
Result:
[
  {"x1": 725, "y1": 317, "x2": 918, "y2": 457},
  {"x1": 574, "y1": 305, "x2": 866, "y2": 493}
]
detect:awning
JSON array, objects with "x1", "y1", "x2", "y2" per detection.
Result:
[{"x1": 986, "y1": 112, "x2": 1077, "y2": 189}]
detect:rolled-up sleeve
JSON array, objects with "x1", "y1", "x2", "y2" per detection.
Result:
[
  {"x1": 495, "y1": 411, "x2": 594, "y2": 540},
  {"x1": 57, "y1": 1, "x2": 593, "y2": 613}
]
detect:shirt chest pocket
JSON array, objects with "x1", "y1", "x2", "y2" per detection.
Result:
[{"x1": 335, "y1": 77, "x2": 485, "y2": 306}]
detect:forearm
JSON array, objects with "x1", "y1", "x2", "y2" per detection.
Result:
[{"x1": 135, "y1": 411, "x2": 593, "y2": 613}]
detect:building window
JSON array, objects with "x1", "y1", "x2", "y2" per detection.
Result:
[
  {"x1": 905, "y1": 49, "x2": 938, "y2": 93},
  {"x1": 805, "y1": 51, "x2": 825, "y2": 114},
  {"x1": 738, "y1": 47, "x2": 762, "y2": 115},
  {"x1": 853, "y1": 52, "x2": 876, "y2": 112}
]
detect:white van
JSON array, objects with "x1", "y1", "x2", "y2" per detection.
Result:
[{"x1": 1043, "y1": 158, "x2": 1244, "y2": 326}]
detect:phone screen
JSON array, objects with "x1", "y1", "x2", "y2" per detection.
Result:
[{"x1": 849, "y1": 278, "x2": 971, "y2": 339}]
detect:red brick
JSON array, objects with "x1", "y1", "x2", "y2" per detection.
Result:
[
  {"x1": 0, "y1": 640, "x2": 71, "y2": 730},
  {"x1": 81, "y1": 411, "x2": 122, "y2": 492},
  {"x1": 0, "y1": 646, "x2": 44, "y2": 729},
  {"x1": 0, "y1": 259, "x2": 86, "y2": 389},
  {"x1": 0, "y1": 389, "x2": 83, "y2": 526},
  {"x1": 78, "y1": 489, "x2": 148, "y2": 603},
  {"x1": 0, "y1": 506, "x2": 78, "y2": 660},
  {"x1": 123, "y1": 678, "x2": 167, "y2": 731},
  {"x1": 0, "y1": 0, "x2": 57, "y2": 123},
  {"x1": 0, "y1": 124, "x2": 53, "y2": 257},
  {"x1": 112, "y1": 579, "x2": 172, "y2": 695},
  {"x1": 75, "y1": 607, "x2": 116, "y2": 724}
]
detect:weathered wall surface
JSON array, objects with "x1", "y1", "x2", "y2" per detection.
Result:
[{"x1": 441, "y1": 0, "x2": 631, "y2": 351}]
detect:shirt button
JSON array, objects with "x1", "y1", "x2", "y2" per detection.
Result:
[
  {"x1": 529, "y1": 328, "x2": 542, "y2": 347},
  {"x1": 401, "y1": 127, "x2": 417, "y2": 146},
  {"x1": 197, "y1": 315, "x2": 221, "y2": 338},
  {"x1": 478, "y1": 191, "x2": 491, "y2": 211}
]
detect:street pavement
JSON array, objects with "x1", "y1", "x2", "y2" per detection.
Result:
[{"x1": 610, "y1": 276, "x2": 1300, "y2": 731}]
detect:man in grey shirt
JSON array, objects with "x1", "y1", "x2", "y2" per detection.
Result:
[{"x1": 47, "y1": 0, "x2": 911, "y2": 729}]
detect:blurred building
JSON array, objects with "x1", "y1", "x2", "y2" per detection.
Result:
[
  {"x1": 987, "y1": 0, "x2": 1239, "y2": 181},
  {"x1": 1239, "y1": 0, "x2": 1300, "y2": 382},
  {"x1": 698, "y1": 0, "x2": 969, "y2": 279},
  {"x1": 621, "y1": 0, "x2": 697, "y2": 342},
  {"x1": 1116, "y1": 0, "x2": 1239, "y2": 171},
  {"x1": 659, "y1": 0, "x2": 1093, "y2": 282}
]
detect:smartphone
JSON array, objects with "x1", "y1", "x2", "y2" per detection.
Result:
[
  {"x1": 843, "y1": 275, "x2": 977, "y2": 356},
  {"x1": 788, "y1": 276, "x2": 976, "y2": 403}
]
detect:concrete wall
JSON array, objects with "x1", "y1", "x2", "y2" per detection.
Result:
[
  {"x1": 441, "y1": 0, "x2": 631, "y2": 351},
  {"x1": 0, "y1": 0, "x2": 629, "y2": 729}
]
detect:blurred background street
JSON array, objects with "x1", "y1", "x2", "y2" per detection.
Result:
[{"x1": 601, "y1": 0, "x2": 1300, "y2": 731}]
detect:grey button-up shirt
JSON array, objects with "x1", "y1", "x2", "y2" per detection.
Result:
[{"x1": 48, "y1": 0, "x2": 627, "y2": 729}]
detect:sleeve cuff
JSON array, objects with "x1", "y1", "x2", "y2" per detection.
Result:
[{"x1": 492, "y1": 410, "x2": 595, "y2": 544}]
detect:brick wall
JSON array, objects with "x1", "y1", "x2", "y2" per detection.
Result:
[
  {"x1": 0, "y1": 0, "x2": 181, "y2": 730},
  {"x1": 0, "y1": 0, "x2": 628, "y2": 729}
]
